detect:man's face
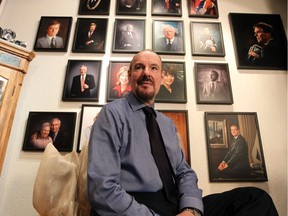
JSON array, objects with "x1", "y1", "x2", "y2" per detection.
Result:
[
  {"x1": 47, "y1": 24, "x2": 60, "y2": 37},
  {"x1": 163, "y1": 27, "x2": 176, "y2": 40},
  {"x1": 128, "y1": 50, "x2": 163, "y2": 104},
  {"x1": 209, "y1": 72, "x2": 218, "y2": 82},
  {"x1": 50, "y1": 120, "x2": 61, "y2": 133},
  {"x1": 90, "y1": 25, "x2": 96, "y2": 32},
  {"x1": 254, "y1": 27, "x2": 270, "y2": 44},
  {"x1": 230, "y1": 125, "x2": 240, "y2": 137},
  {"x1": 80, "y1": 66, "x2": 87, "y2": 75}
]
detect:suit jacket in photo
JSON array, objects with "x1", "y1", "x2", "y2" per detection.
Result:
[
  {"x1": 36, "y1": 36, "x2": 64, "y2": 48},
  {"x1": 116, "y1": 30, "x2": 141, "y2": 50},
  {"x1": 222, "y1": 134, "x2": 251, "y2": 176},
  {"x1": 49, "y1": 129, "x2": 70, "y2": 150},
  {"x1": 200, "y1": 80, "x2": 230, "y2": 101},
  {"x1": 155, "y1": 36, "x2": 184, "y2": 52},
  {"x1": 76, "y1": 30, "x2": 104, "y2": 51},
  {"x1": 70, "y1": 74, "x2": 96, "y2": 98}
]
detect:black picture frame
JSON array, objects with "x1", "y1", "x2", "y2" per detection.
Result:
[
  {"x1": 33, "y1": 16, "x2": 72, "y2": 52},
  {"x1": 190, "y1": 21, "x2": 225, "y2": 57},
  {"x1": 107, "y1": 61, "x2": 131, "y2": 102},
  {"x1": 62, "y1": 60, "x2": 101, "y2": 102},
  {"x1": 187, "y1": 0, "x2": 219, "y2": 18},
  {"x1": 22, "y1": 112, "x2": 77, "y2": 152},
  {"x1": 155, "y1": 61, "x2": 187, "y2": 103},
  {"x1": 194, "y1": 62, "x2": 233, "y2": 104},
  {"x1": 229, "y1": 13, "x2": 287, "y2": 70},
  {"x1": 72, "y1": 18, "x2": 108, "y2": 53},
  {"x1": 78, "y1": 0, "x2": 111, "y2": 15},
  {"x1": 77, "y1": 104, "x2": 103, "y2": 152},
  {"x1": 153, "y1": 20, "x2": 185, "y2": 55},
  {"x1": 116, "y1": 0, "x2": 147, "y2": 15},
  {"x1": 158, "y1": 110, "x2": 190, "y2": 165},
  {"x1": 112, "y1": 19, "x2": 145, "y2": 53},
  {"x1": 152, "y1": 0, "x2": 182, "y2": 16},
  {"x1": 204, "y1": 112, "x2": 268, "y2": 182}
]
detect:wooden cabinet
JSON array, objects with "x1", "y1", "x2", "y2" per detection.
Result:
[{"x1": 0, "y1": 39, "x2": 36, "y2": 174}]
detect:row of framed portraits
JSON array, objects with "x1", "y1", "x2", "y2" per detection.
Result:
[
  {"x1": 22, "y1": 108, "x2": 268, "y2": 183},
  {"x1": 78, "y1": 0, "x2": 219, "y2": 18},
  {"x1": 33, "y1": 13, "x2": 287, "y2": 70},
  {"x1": 34, "y1": 17, "x2": 225, "y2": 56},
  {"x1": 62, "y1": 60, "x2": 234, "y2": 105}
]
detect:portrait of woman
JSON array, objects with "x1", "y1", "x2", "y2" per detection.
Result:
[
  {"x1": 30, "y1": 122, "x2": 53, "y2": 149},
  {"x1": 107, "y1": 62, "x2": 131, "y2": 101},
  {"x1": 155, "y1": 62, "x2": 187, "y2": 103},
  {"x1": 110, "y1": 66, "x2": 131, "y2": 99}
]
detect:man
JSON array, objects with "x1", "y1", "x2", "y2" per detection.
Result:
[
  {"x1": 198, "y1": 27, "x2": 217, "y2": 53},
  {"x1": 217, "y1": 124, "x2": 251, "y2": 178},
  {"x1": 248, "y1": 22, "x2": 287, "y2": 68},
  {"x1": 200, "y1": 70, "x2": 230, "y2": 101},
  {"x1": 49, "y1": 118, "x2": 69, "y2": 150},
  {"x1": 77, "y1": 22, "x2": 104, "y2": 51},
  {"x1": 117, "y1": 24, "x2": 141, "y2": 50},
  {"x1": 35, "y1": 20, "x2": 64, "y2": 48},
  {"x1": 88, "y1": 50, "x2": 278, "y2": 216},
  {"x1": 155, "y1": 24, "x2": 184, "y2": 52},
  {"x1": 70, "y1": 65, "x2": 96, "y2": 98}
]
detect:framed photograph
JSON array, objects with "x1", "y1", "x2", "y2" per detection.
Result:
[
  {"x1": 229, "y1": 13, "x2": 287, "y2": 70},
  {"x1": 194, "y1": 62, "x2": 233, "y2": 104},
  {"x1": 190, "y1": 22, "x2": 225, "y2": 57},
  {"x1": 187, "y1": 0, "x2": 219, "y2": 18},
  {"x1": 204, "y1": 112, "x2": 268, "y2": 182},
  {"x1": 116, "y1": 0, "x2": 146, "y2": 15},
  {"x1": 62, "y1": 60, "x2": 101, "y2": 102},
  {"x1": 112, "y1": 19, "x2": 145, "y2": 53},
  {"x1": 152, "y1": 0, "x2": 182, "y2": 16},
  {"x1": 0, "y1": 76, "x2": 8, "y2": 107},
  {"x1": 155, "y1": 61, "x2": 187, "y2": 103},
  {"x1": 33, "y1": 16, "x2": 72, "y2": 52},
  {"x1": 22, "y1": 112, "x2": 77, "y2": 152},
  {"x1": 72, "y1": 18, "x2": 108, "y2": 53},
  {"x1": 78, "y1": 0, "x2": 111, "y2": 15},
  {"x1": 153, "y1": 20, "x2": 185, "y2": 55},
  {"x1": 77, "y1": 104, "x2": 103, "y2": 152},
  {"x1": 107, "y1": 61, "x2": 131, "y2": 102},
  {"x1": 158, "y1": 110, "x2": 190, "y2": 165}
]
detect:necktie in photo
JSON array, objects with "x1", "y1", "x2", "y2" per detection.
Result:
[
  {"x1": 142, "y1": 106, "x2": 178, "y2": 209},
  {"x1": 210, "y1": 82, "x2": 215, "y2": 94},
  {"x1": 167, "y1": 40, "x2": 172, "y2": 50},
  {"x1": 50, "y1": 37, "x2": 56, "y2": 48},
  {"x1": 81, "y1": 75, "x2": 85, "y2": 92}
]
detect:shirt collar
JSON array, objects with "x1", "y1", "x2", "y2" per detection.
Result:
[{"x1": 126, "y1": 92, "x2": 155, "y2": 112}]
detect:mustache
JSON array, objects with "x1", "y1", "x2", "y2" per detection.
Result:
[{"x1": 137, "y1": 75, "x2": 154, "y2": 85}]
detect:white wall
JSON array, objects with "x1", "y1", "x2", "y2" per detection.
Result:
[{"x1": 0, "y1": 0, "x2": 287, "y2": 215}]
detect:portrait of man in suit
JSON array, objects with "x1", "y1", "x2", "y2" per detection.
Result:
[
  {"x1": 34, "y1": 17, "x2": 72, "y2": 51},
  {"x1": 73, "y1": 18, "x2": 107, "y2": 53},
  {"x1": 153, "y1": 22, "x2": 185, "y2": 54},
  {"x1": 113, "y1": 19, "x2": 145, "y2": 52},
  {"x1": 70, "y1": 65, "x2": 96, "y2": 98}
]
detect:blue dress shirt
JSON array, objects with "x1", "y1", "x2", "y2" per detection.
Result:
[{"x1": 88, "y1": 92, "x2": 203, "y2": 215}]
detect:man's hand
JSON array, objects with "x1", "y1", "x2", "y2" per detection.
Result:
[
  {"x1": 176, "y1": 210, "x2": 195, "y2": 216},
  {"x1": 218, "y1": 161, "x2": 228, "y2": 171}
]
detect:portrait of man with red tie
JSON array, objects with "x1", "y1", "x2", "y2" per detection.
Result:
[
  {"x1": 62, "y1": 60, "x2": 101, "y2": 101},
  {"x1": 152, "y1": 0, "x2": 181, "y2": 15}
]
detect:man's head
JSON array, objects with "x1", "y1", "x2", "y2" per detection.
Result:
[
  {"x1": 128, "y1": 50, "x2": 164, "y2": 105},
  {"x1": 50, "y1": 118, "x2": 61, "y2": 133},
  {"x1": 90, "y1": 23, "x2": 97, "y2": 32},
  {"x1": 209, "y1": 70, "x2": 219, "y2": 82},
  {"x1": 162, "y1": 25, "x2": 176, "y2": 40},
  {"x1": 230, "y1": 124, "x2": 240, "y2": 137},
  {"x1": 46, "y1": 20, "x2": 61, "y2": 37},
  {"x1": 79, "y1": 65, "x2": 88, "y2": 75},
  {"x1": 253, "y1": 22, "x2": 273, "y2": 44}
]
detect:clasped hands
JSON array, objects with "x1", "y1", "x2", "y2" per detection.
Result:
[{"x1": 218, "y1": 161, "x2": 228, "y2": 171}]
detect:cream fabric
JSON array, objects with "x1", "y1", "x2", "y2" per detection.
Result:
[{"x1": 33, "y1": 143, "x2": 82, "y2": 216}]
